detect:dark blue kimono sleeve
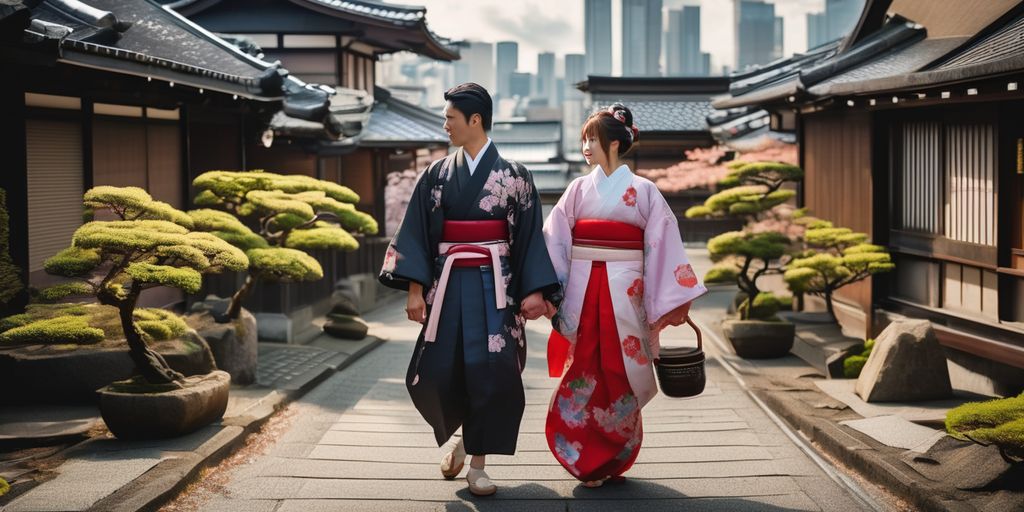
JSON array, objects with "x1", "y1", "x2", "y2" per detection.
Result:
[
  {"x1": 378, "y1": 165, "x2": 435, "y2": 291},
  {"x1": 510, "y1": 165, "x2": 561, "y2": 305}
]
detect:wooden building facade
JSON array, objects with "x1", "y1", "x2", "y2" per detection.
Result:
[{"x1": 713, "y1": 0, "x2": 1024, "y2": 393}]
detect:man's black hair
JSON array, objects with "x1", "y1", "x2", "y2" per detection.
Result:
[{"x1": 443, "y1": 82, "x2": 493, "y2": 131}]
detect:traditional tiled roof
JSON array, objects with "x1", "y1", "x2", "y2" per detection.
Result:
[
  {"x1": 23, "y1": 0, "x2": 289, "y2": 98},
  {"x1": 807, "y1": 37, "x2": 967, "y2": 96},
  {"x1": 593, "y1": 99, "x2": 714, "y2": 133},
  {"x1": 165, "y1": 0, "x2": 459, "y2": 60},
  {"x1": 934, "y1": 13, "x2": 1024, "y2": 70},
  {"x1": 713, "y1": 18, "x2": 925, "y2": 109},
  {"x1": 8, "y1": 1, "x2": 340, "y2": 136},
  {"x1": 360, "y1": 89, "x2": 448, "y2": 147}
]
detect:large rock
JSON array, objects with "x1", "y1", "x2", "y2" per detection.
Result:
[
  {"x1": 98, "y1": 370, "x2": 230, "y2": 440},
  {"x1": 855, "y1": 320, "x2": 952, "y2": 402},
  {"x1": 0, "y1": 331, "x2": 216, "y2": 405},
  {"x1": 193, "y1": 308, "x2": 258, "y2": 386},
  {"x1": 323, "y1": 313, "x2": 368, "y2": 340}
]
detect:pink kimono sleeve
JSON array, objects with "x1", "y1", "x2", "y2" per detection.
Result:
[
  {"x1": 642, "y1": 183, "x2": 707, "y2": 358},
  {"x1": 542, "y1": 179, "x2": 578, "y2": 377},
  {"x1": 542, "y1": 178, "x2": 578, "y2": 297}
]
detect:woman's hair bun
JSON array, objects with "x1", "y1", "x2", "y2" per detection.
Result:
[{"x1": 607, "y1": 103, "x2": 639, "y2": 143}]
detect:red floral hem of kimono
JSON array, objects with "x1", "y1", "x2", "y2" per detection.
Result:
[{"x1": 545, "y1": 261, "x2": 642, "y2": 482}]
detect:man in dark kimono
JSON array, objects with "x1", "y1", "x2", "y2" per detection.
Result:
[{"x1": 379, "y1": 83, "x2": 559, "y2": 496}]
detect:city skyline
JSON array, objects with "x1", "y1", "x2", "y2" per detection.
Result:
[{"x1": 401, "y1": 0, "x2": 841, "y2": 76}]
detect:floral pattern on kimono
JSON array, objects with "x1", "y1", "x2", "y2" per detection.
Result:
[
  {"x1": 378, "y1": 144, "x2": 561, "y2": 455},
  {"x1": 542, "y1": 164, "x2": 706, "y2": 481}
]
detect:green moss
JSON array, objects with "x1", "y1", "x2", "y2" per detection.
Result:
[
  {"x1": 843, "y1": 355, "x2": 868, "y2": 378},
  {"x1": 248, "y1": 247, "x2": 323, "y2": 281},
  {"x1": 967, "y1": 417, "x2": 1024, "y2": 459},
  {"x1": 946, "y1": 393, "x2": 1024, "y2": 440},
  {"x1": 0, "y1": 476, "x2": 8, "y2": 497}
]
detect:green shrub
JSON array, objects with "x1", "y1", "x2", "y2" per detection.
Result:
[
  {"x1": 0, "y1": 476, "x2": 9, "y2": 497},
  {"x1": 0, "y1": 189, "x2": 24, "y2": 309},
  {"x1": 946, "y1": 393, "x2": 1024, "y2": 461},
  {"x1": 0, "y1": 315, "x2": 104, "y2": 345},
  {"x1": 843, "y1": 355, "x2": 867, "y2": 378},
  {"x1": 190, "y1": 170, "x2": 378, "y2": 320},
  {"x1": 23, "y1": 186, "x2": 246, "y2": 385},
  {"x1": 0, "y1": 304, "x2": 188, "y2": 345}
]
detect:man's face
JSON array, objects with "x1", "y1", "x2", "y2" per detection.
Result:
[{"x1": 443, "y1": 101, "x2": 473, "y2": 147}]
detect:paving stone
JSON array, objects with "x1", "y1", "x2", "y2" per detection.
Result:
[
  {"x1": 839, "y1": 415, "x2": 946, "y2": 452},
  {"x1": 3, "y1": 452, "x2": 165, "y2": 511}
]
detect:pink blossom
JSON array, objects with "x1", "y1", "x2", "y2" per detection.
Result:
[{"x1": 488, "y1": 334, "x2": 506, "y2": 352}]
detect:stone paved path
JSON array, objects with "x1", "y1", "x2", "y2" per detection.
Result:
[{"x1": 197, "y1": 252, "x2": 877, "y2": 511}]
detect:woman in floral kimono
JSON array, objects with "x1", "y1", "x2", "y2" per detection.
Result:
[
  {"x1": 542, "y1": 104, "x2": 707, "y2": 487},
  {"x1": 380, "y1": 83, "x2": 559, "y2": 496}
]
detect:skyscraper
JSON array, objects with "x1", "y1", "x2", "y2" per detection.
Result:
[
  {"x1": 495, "y1": 41, "x2": 518, "y2": 99},
  {"x1": 735, "y1": 0, "x2": 777, "y2": 70},
  {"x1": 536, "y1": 52, "x2": 556, "y2": 106},
  {"x1": 453, "y1": 41, "x2": 494, "y2": 93},
  {"x1": 808, "y1": 0, "x2": 864, "y2": 48},
  {"x1": 509, "y1": 71, "x2": 532, "y2": 98},
  {"x1": 584, "y1": 0, "x2": 612, "y2": 76},
  {"x1": 622, "y1": 0, "x2": 662, "y2": 76},
  {"x1": 667, "y1": 6, "x2": 704, "y2": 76},
  {"x1": 564, "y1": 53, "x2": 586, "y2": 97},
  {"x1": 773, "y1": 16, "x2": 784, "y2": 60}
]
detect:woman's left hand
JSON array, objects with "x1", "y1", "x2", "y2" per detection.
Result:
[{"x1": 653, "y1": 302, "x2": 691, "y2": 332}]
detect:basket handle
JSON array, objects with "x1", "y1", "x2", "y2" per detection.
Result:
[{"x1": 684, "y1": 317, "x2": 702, "y2": 351}]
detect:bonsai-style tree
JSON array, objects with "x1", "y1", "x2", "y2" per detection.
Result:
[
  {"x1": 0, "y1": 189, "x2": 24, "y2": 314},
  {"x1": 704, "y1": 230, "x2": 793, "y2": 320},
  {"x1": 784, "y1": 223, "x2": 895, "y2": 322},
  {"x1": 684, "y1": 161, "x2": 803, "y2": 222},
  {"x1": 946, "y1": 393, "x2": 1024, "y2": 463},
  {"x1": 685, "y1": 162, "x2": 803, "y2": 320},
  {"x1": 39, "y1": 186, "x2": 248, "y2": 385},
  {"x1": 190, "y1": 171, "x2": 379, "y2": 321}
]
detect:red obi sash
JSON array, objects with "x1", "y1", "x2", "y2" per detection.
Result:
[
  {"x1": 442, "y1": 220, "x2": 508, "y2": 267},
  {"x1": 572, "y1": 219, "x2": 644, "y2": 250}
]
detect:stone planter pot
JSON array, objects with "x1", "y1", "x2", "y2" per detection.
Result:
[
  {"x1": 0, "y1": 332, "x2": 216, "y2": 405},
  {"x1": 722, "y1": 319, "x2": 795, "y2": 359},
  {"x1": 188, "y1": 306, "x2": 258, "y2": 386},
  {"x1": 97, "y1": 370, "x2": 230, "y2": 440}
]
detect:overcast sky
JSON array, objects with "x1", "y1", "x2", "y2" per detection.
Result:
[{"x1": 400, "y1": 0, "x2": 833, "y2": 75}]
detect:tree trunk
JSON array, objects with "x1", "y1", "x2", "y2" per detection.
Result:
[
  {"x1": 824, "y1": 290, "x2": 838, "y2": 324},
  {"x1": 118, "y1": 290, "x2": 185, "y2": 385},
  {"x1": 225, "y1": 274, "x2": 255, "y2": 321}
]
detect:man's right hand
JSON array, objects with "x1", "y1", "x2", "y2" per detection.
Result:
[{"x1": 407, "y1": 283, "x2": 426, "y2": 324}]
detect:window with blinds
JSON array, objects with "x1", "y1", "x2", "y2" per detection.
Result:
[
  {"x1": 898, "y1": 122, "x2": 942, "y2": 233},
  {"x1": 26, "y1": 119, "x2": 83, "y2": 275},
  {"x1": 945, "y1": 124, "x2": 997, "y2": 245},
  {"x1": 896, "y1": 121, "x2": 997, "y2": 246}
]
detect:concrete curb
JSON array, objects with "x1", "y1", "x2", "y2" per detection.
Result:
[
  {"x1": 86, "y1": 335, "x2": 386, "y2": 512},
  {"x1": 755, "y1": 389, "x2": 962, "y2": 512}
]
